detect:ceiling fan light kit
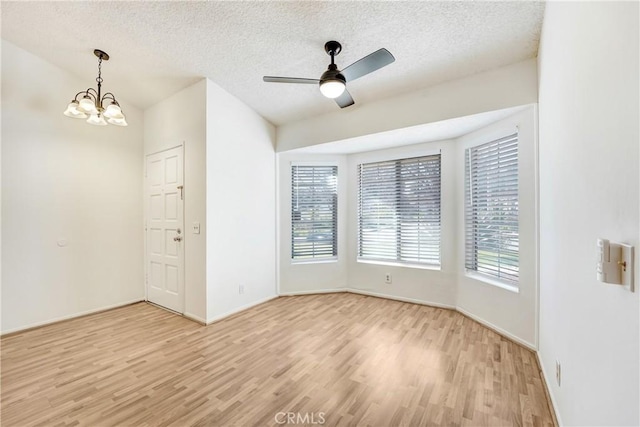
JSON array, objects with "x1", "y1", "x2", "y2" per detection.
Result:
[
  {"x1": 263, "y1": 40, "x2": 395, "y2": 109},
  {"x1": 63, "y1": 49, "x2": 128, "y2": 127},
  {"x1": 319, "y1": 75, "x2": 346, "y2": 99},
  {"x1": 318, "y1": 41, "x2": 346, "y2": 99}
]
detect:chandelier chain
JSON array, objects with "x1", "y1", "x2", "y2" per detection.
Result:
[{"x1": 96, "y1": 56, "x2": 103, "y2": 85}]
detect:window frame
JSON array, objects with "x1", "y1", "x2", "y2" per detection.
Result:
[
  {"x1": 290, "y1": 162, "x2": 339, "y2": 263},
  {"x1": 357, "y1": 153, "x2": 442, "y2": 268}
]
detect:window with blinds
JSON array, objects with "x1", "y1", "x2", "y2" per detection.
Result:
[
  {"x1": 291, "y1": 165, "x2": 338, "y2": 260},
  {"x1": 464, "y1": 133, "x2": 519, "y2": 284},
  {"x1": 358, "y1": 154, "x2": 441, "y2": 266}
]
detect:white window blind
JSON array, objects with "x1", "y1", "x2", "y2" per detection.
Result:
[
  {"x1": 358, "y1": 154, "x2": 441, "y2": 266},
  {"x1": 465, "y1": 133, "x2": 519, "y2": 284},
  {"x1": 291, "y1": 165, "x2": 338, "y2": 260}
]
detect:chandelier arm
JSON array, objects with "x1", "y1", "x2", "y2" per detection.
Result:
[
  {"x1": 101, "y1": 93, "x2": 118, "y2": 105},
  {"x1": 72, "y1": 91, "x2": 88, "y2": 101},
  {"x1": 85, "y1": 88, "x2": 99, "y2": 100}
]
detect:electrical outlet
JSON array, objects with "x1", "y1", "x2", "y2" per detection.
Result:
[
  {"x1": 385, "y1": 273, "x2": 392, "y2": 284},
  {"x1": 239, "y1": 285, "x2": 244, "y2": 295},
  {"x1": 555, "y1": 360, "x2": 561, "y2": 387}
]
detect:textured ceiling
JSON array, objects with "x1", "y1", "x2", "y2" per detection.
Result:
[{"x1": 1, "y1": 1, "x2": 544, "y2": 126}]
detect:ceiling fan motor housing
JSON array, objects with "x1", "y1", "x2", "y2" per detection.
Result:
[{"x1": 320, "y1": 64, "x2": 346, "y2": 85}]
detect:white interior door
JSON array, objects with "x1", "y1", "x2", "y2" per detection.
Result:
[{"x1": 145, "y1": 146, "x2": 184, "y2": 313}]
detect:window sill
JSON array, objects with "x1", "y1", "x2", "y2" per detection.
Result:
[
  {"x1": 357, "y1": 259, "x2": 441, "y2": 271},
  {"x1": 464, "y1": 272, "x2": 519, "y2": 293},
  {"x1": 291, "y1": 257, "x2": 338, "y2": 265}
]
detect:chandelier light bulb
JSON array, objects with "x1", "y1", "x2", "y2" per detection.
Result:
[
  {"x1": 103, "y1": 102, "x2": 123, "y2": 120},
  {"x1": 319, "y1": 80, "x2": 346, "y2": 99},
  {"x1": 78, "y1": 96, "x2": 98, "y2": 115},
  {"x1": 86, "y1": 113, "x2": 107, "y2": 126},
  {"x1": 107, "y1": 116, "x2": 128, "y2": 127},
  {"x1": 63, "y1": 101, "x2": 88, "y2": 119}
]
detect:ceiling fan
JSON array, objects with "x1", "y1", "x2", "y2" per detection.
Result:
[{"x1": 263, "y1": 41, "x2": 395, "y2": 109}]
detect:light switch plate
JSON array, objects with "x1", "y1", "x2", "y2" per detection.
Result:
[
  {"x1": 621, "y1": 244, "x2": 634, "y2": 291},
  {"x1": 192, "y1": 222, "x2": 200, "y2": 234}
]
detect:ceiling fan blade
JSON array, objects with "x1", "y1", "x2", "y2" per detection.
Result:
[
  {"x1": 335, "y1": 89, "x2": 355, "y2": 108},
  {"x1": 341, "y1": 48, "x2": 395, "y2": 82},
  {"x1": 263, "y1": 76, "x2": 320, "y2": 84}
]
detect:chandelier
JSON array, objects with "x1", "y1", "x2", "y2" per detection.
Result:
[{"x1": 63, "y1": 49, "x2": 128, "y2": 126}]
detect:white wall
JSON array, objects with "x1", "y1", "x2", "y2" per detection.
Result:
[
  {"x1": 1, "y1": 41, "x2": 144, "y2": 333},
  {"x1": 144, "y1": 80, "x2": 207, "y2": 322},
  {"x1": 456, "y1": 108, "x2": 538, "y2": 348},
  {"x1": 538, "y1": 2, "x2": 639, "y2": 426},
  {"x1": 346, "y1": 141, "x2": 457, "y2": 308},
  {"x1": 277, "y1": 153, "x2": 349, "y2": 294},
  {"x1": 145, "y1": 79, "x2": 277, "y2": 324},
  {"x1": 206, "y1": 79, "x2": 277, "y2": 322},
  {"x1": 277, "y1": 59, "x2": 538, "y2": 152}
]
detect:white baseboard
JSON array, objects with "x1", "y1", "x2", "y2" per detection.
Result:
[
  {"x1": 346, "y1": 288, "x2": 457, "y2": 310},
  {"x1": 536, "y1": 351, "x2": 562, "y2": 426},
  {"x1": 1, "y1": 298, "x2": 144, "y2": 336},
  {"x1": 279, "y1": 288, "x2": 346, "y2": 296},
  {"x1": 183, "y1": 312, "x2": 207, "y2": 325},
  {"x1": 456, "y1": 306, "x2": 536, "y2": 351},
  {"x1": 205, "y1": 295, "x2": 279, "y2": 325}
]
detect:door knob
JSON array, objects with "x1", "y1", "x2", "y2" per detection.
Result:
[{"x1": 173, "y1": 236, "x2": 182, "y2": 242}]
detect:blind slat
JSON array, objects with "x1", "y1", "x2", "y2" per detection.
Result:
[
  {"x1": 465, "y1": 133, "x2": 519, "y2": 285},
  {"x1": 292, "y1": 165, "x2": 338, "y2": 259},
  {"x1": 358, "y1": 154, "x2": 441, "y2": 265}
]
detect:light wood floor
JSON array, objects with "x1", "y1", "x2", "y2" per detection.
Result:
[{"x1": 1, "y1": 294, "x2": 555, "y2": 426}]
